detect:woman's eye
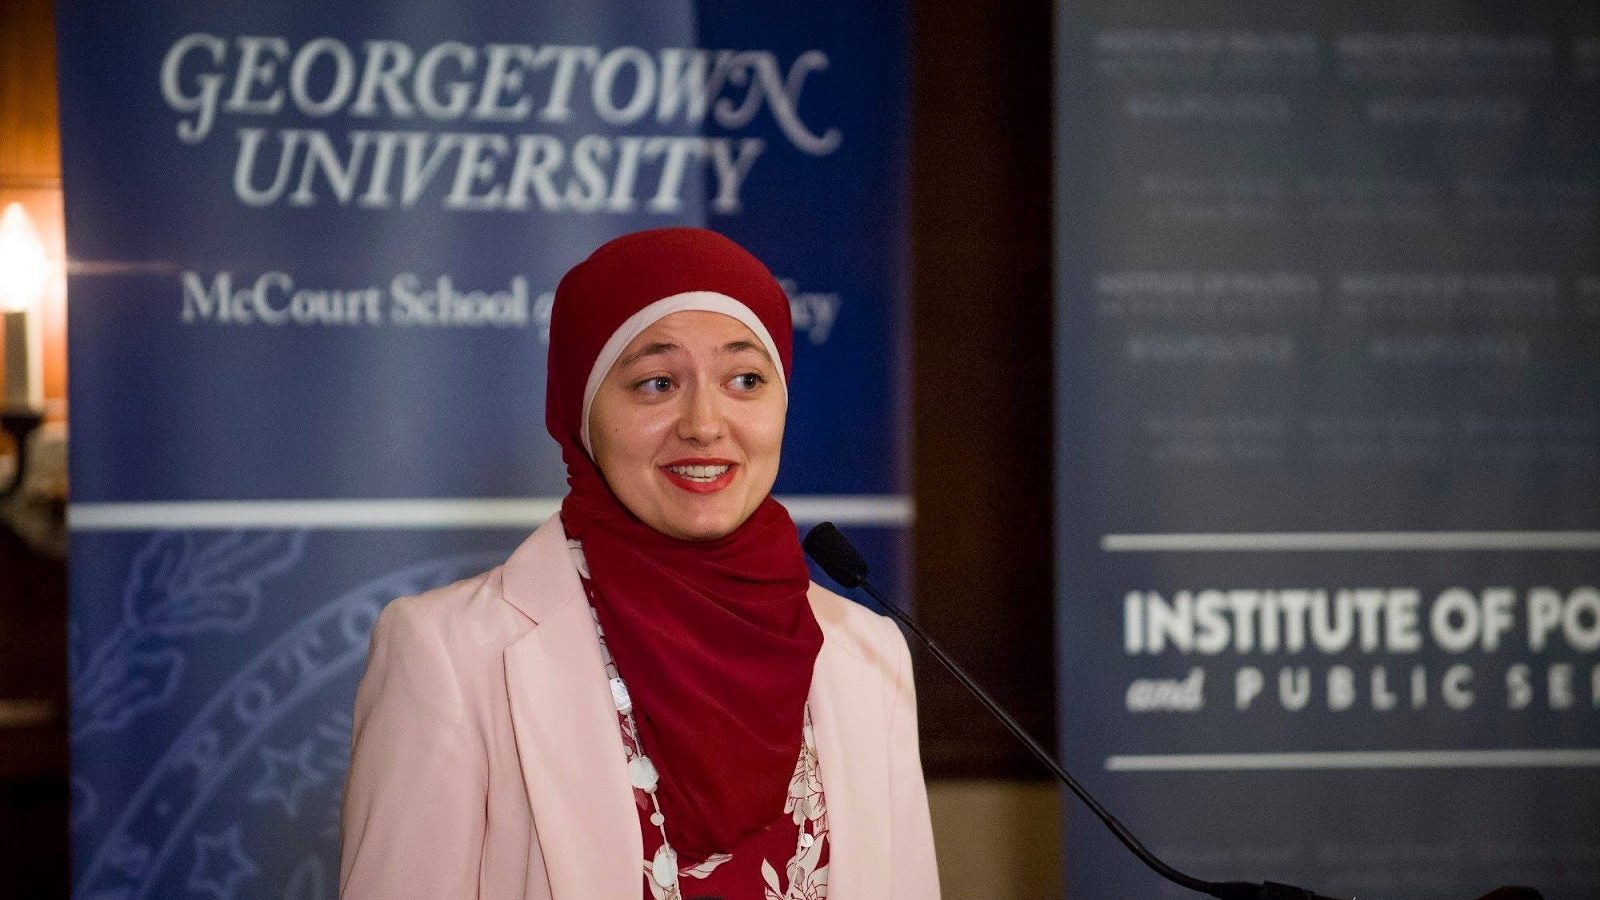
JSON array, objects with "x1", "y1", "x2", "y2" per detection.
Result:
[
  {"x1": 637, "y1": 376, "x2": 674, "y2": 394},
  {"x1": 729, "y1": 372, "x2": 765, "y2": 391}
]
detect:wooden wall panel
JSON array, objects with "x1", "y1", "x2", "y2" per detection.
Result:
[
  {"x1": 910, "y1": 0, "x2": 1057, "y2": 777},
  {"x1": 0, "y1": 0, "x2": 66, "y2": 411}
]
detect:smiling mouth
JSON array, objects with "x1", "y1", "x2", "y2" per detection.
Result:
[
  {"x1": 666, "y1": 464, "x2": 732, "y2": 482},
  {"x1": 660, "y1": 460, "x2": 738, "y2": 493}
]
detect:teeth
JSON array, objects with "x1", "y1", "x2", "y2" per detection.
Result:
[{"x1": 668, "y1": 464, "x2": 731, "y2": 481}]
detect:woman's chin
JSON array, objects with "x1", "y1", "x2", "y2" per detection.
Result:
[
  {"x1": 651, "y1": 500, "x2": 756, "y2": 542},
  {"x1": 662, "y1": 517, "x2": 739, "y2": 542}
]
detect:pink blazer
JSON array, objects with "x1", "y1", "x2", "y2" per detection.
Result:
[{"x1": 339, "y1": 515, "x2": 941, "y2": 899}]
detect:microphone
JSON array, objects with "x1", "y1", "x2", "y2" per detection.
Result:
[
  {"x1": 804, "y1": 522, "x2": 1343, "y2": 900},
  {"x1": 805, "y1": 523, "x2": 1545, "y2": 900}
]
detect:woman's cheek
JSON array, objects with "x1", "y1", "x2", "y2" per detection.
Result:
[
  {"x1": 628, "y1": 407, "x2": 674, "y2": 445},
  {"x1": 753, "y1": 415, "x2": 786, "y2": 467}
]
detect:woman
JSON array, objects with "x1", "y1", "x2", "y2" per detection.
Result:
[{"x1": 339, "y1": 227, "x2": 940, "y2": 900}]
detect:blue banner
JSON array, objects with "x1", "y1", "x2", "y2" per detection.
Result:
[
  {"x1": 1055, "y1": 5, "x2": 1600, "y2": 900},
  {"x1": 58, "y1": 3, "x2": 907, "y2": 897}
]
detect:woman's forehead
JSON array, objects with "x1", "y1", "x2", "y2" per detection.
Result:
[{"x1": 616, "y1": 310, "x2": 764, "y2": 359}]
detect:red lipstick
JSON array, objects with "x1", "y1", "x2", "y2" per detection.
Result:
[{"x1": 660, "y1": 458, "x2": 738, "y2": 494}]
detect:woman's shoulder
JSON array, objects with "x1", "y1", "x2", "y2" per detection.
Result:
[
  {"x1": 375, "y1": 564, "x2": 531, "y2": 655},
  {"x1": 381, "y1": 567, "x2": 492, "y2": 622},
  {"x1": 807, "y1": 580, "x2": 906, "y2": 666}
]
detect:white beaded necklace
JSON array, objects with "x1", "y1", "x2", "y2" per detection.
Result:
[{"x1": 587, "y1": 606, "x2": 817, "y2": 897}]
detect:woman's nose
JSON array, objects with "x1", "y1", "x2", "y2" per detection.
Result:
[{"x1": 675, "y1": 382, "x2": 724, "y2": 444}]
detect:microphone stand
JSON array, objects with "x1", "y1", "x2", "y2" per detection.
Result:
[{"x1": 802, "y1": 522, "x2": 1542, "y2": 900}]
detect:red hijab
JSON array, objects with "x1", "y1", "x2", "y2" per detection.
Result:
[{"x1": 546, "y1": 227, "x2": 823, "y2": 858}]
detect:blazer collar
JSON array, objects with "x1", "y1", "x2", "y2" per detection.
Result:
[
  {"x1": 804, "y1": 586, "x2": 889, "y2": 900},
  {"x1": 501, "y1": 515, "x2": 642, "y2": 899},
  {"x1": 500, "y1": 514, "x2": 581, "y2": 625}
]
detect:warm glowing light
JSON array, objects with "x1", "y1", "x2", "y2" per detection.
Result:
[{"x1": 0, "y1": 202, "x2": 50, "y2": 313}]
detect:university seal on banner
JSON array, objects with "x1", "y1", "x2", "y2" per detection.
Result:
[{"x1": 73, "y1": 542, "x2": 505, "y2": 900}]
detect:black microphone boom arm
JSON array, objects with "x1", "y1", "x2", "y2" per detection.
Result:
[
  {"x1": 802, "y1": 521, "x2": 1348, "y2": 900},
  {"x1": 802, "y1": 523, "x2": 1543, "y2": 900}
]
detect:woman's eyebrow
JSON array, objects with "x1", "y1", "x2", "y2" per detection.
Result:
[
  {"x1": 619, "y1": 341, "x2": 680, "y2": 368},
  {"x1": 720, "y1": 340, "x2": 772, "y2": 362}
]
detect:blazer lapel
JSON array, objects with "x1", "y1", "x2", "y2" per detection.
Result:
[
  {"x1": 501, "y1": 518, "x2": 642, "y2": 900},
  {"x1": 807, "y1": 609, "x2": 892, "y2": 900}
]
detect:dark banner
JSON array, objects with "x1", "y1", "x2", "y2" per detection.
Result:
[
  {"x1": 58, "y1": 3, "x2": 908, "y2": 897},
  {"x1": 1055, "y1": 4, "x2": 1600, "y2": 899}
]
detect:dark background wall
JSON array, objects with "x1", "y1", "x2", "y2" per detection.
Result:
[
  {"x1": 1, "y1": 0, "x2": 69, "y2": 893},
  {"x1": 911, "y1": 0, "x2": 1057, "y2": 778}
]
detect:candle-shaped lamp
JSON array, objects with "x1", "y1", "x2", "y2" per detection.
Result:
[{"x1": 0, "y1": 202, "x2": 49, "y2": 409}]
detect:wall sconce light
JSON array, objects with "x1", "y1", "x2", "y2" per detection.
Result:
[{"x1": 1, "y1": 201, "x2": 48, "y2": 499}]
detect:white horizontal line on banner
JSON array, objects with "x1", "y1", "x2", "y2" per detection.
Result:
[
  {"x1": 1104, "y1": 748, "x2": 1600, "y2": 772},
  {"x1": 1100, "y1": 531, "x2": 1600, "y2": 552},
  {"x1": 68, "y1": 258, "x2": 183, "y2": 276},
  {"x1": 67, "y1": 495, "x2": 913, "y2": 531}
]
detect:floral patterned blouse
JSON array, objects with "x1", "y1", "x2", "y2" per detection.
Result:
[
  {"x1": 572, "y1": 543, "x2": 830, "y2": 900},
  {"x1": 621, "y1": 701, "x2": 830, "y2": 900}
]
